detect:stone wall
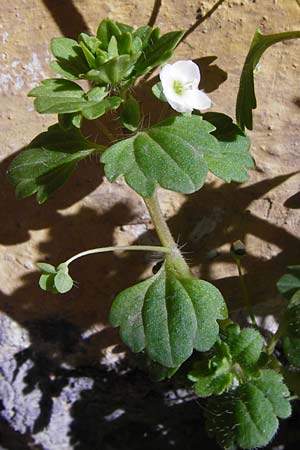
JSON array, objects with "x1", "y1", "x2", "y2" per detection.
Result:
[{"x1": 1, "y1": 0, "x2": 300, "y2": 361}]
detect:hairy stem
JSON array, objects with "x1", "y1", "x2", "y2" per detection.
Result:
[
  {"x1": 65, "y1": 245, "x2": 171, "y2": 266},
  {"x1": 143, "y1": 193, "x2": 193, "y2": 278}
]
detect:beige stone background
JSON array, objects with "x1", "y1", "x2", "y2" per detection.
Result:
[{"x1": 1, "y1": 0, "x2": 300, "y2": 361}]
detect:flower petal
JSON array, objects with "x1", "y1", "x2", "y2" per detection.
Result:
[
  {"x1": 183, "y1": 89, "x2": 211, "y2": 111},
  {"x1": 159, "y1": 64, "x2": 174, "y2": 86},
  {"x1": 168, "y1": 98, "x2": 193, "y2": 113},
  {"x1": 171, "y1": 60, "x2": 200, "y2": 86}
]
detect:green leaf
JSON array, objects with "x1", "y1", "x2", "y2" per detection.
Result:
[
  {"x1": 36, "y1": 263, "x2": 56, "y2": 274},
  {"x1": 134, "y1": 30, "x2": 184, "y2": 76},
  {"x1": 28, "y1": 79, "x2": 109, "y2": 115},
  {"x1": 7, "y1": 124, "x2": 97, "y2": 203},
  {"x1": 120, "y1": 96, "x2": 140, "y2": 131},
  {"x1": 81, "y1": 96, "x2": 122, "y2": 120},
  {"x1": 54, "y1": 271, "x2": 73, "y2": 294},
  {"x1": 116, "y1": 22, "x2": 134, "y2": 34},
  {"x1": 50, "y1": 37, "x2": 89, "y2": 79},
  {"x1": 78, "y1": 33, "x2": 100, "y2": 54},
  {"x1": 225, "y1": 324, "x2": 264, "y2": 369},
  {"x1": 277, "y1": 266, "x2": 300, "y2": 299},
  {"x1": 202, "y1": 112, "x2": 254, "y2": 183},
  {"x1": 110, "y1": 261, "x2": 227, "y2": 368},
  {"x1": 101, "y1": 114, "x2": 219, "y2": 197},
  {"x1": 206, "y1": 369, "x2": 291, "y2": 449},
  {"x1": 236, "y1": 29, "x2": 300, "y2": 130},
  {"x1": 39, "y1": 273, "x2": 58, "y2": 294},
  {"x1": 58, "y1": 112, "x2": 82, "y2": 130},
  {"x1": 84, "y1": 54, "x2": 139, "y2": 85},
  {"x1": 188, "y1": 341, "x2": 233, "y2": 397},
  {"x1": 132, "y1": 26, "x2": 153, "y2": 50},
  {"x1": 152, "y1": 82, "x2": 168, "y2": 102},
  {"x1": 96, "y1": 18, "x2": 121, "y2": 49},
  {"x1": 108, "y1": 36, "x2": 119, "y2": 58},
  {"x1": 283, "y1": 290, "x2": 300, "y2": 367},
  {"x1": 78, "y1": 33, "x2": 100, "y2": 69}
]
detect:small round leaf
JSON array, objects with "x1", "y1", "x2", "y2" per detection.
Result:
[{"x1": 54, "y1": 271, "x2": 73, "y2": 293}]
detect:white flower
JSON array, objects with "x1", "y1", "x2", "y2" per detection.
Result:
[{"x1": 159, "y1": 60, "x2": 211, "y2": 113}]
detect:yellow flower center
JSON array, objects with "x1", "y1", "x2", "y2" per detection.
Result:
[{"x1": 173, "y1": 80, "x2": 184, "y2": 95}]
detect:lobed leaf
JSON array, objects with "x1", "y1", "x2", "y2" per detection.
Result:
[
  {"x1": 225, "y1": 323, "x2": 264, "y2": 369},
  {"x1": 28, "y1": 79, "x2": 120, "y2": 119},
  {"x1": 188, "y1": 341, "x2": 233, "y2": 397},
  {"x1": 206, "y1": 369, "x2": 291, "y2": 449},
  {"x1": 236, "y1": 29, "x2": 300, "y2": 130},
  {"x1": 7, "y1": 124, "x2": 98, "y2": 203},
  {"x1": 110, "y1": 261, "x2": 227, "y2": 368},
  {"x1": 50, "y1": 37, "x2": 89, "y2": 79},
  {"x1": 202, "y1": 112, "x2": 254, "y2": 183},
  {"x1": 38, "y1": 262, "x2": 73, "y2": 294},
  {"x1": 101, "y1": 115, "x2": 219, "y2": 197}
]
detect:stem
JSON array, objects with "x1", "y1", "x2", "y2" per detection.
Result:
[
  {"x1": 235, "y1": 258, "x2": 257, "y2": 326},
  {"x1": 143, "y1": 194, "x2": 193, "y2": 278},
  {"x1": 266, "y1": 322, "x2": 285, "y2": 355},
  {"x1": 64, "y1": 245, "x2": 171, "y2": 266}
]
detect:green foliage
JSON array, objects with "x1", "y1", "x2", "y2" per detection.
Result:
[
  {"x1": 101, "y1": 115, "x2": 218, "y2": 197},
  {"x1": 152, "y1": 82, "x2": 168, "y2": 102},
  {"x1": 224, "y1": 323, "x2": 264, "y2": 370},
  {"x1": 189, "y1": 324, "x2": 264, "y2": 397},
  {"x1": 37, "y1": 262, "x2": 73, "y2": 294},
  {"x1": 133, "y1": 29, "x2": 184, "y2": 76},
  {"x1": 206, "y1": 370, "x2": 291, "y2": 449},
  {"x1": 236, "y1": 29, "x2": 300, "y2": 130},
  {"x1": 282, "y1": 290, "x2": 300, "y2": 367},
  {"x1": 50, "y1": 37, "x2": 89, "y2": 80},
  {"x1": 120, "y1": 96, "x2": 141, "y2": 131},
  {"x1": 110, "y1": 260, "x2": 227, "y2": 368},
  {"x1": 188, "y1": 340, "x2": 233, "y2": 397},
  {"x1": 30, "y1": 19, "x2": 183, "y2": 126},
  {"x1": 277, "y1": 265, "x2": 300, "y2": 299},
  {"x1": 102, "y1": 113, "x2": 254, "y2": 197},
  {"x1": 7, "y1": 124, "x2": 99, "y2": 203},
  {"x1": 28, "y1": 80, "x2": 122, "y2": 118},
  {"x1": 202, "y1": 112, "x2": 254, "y2": 182}
]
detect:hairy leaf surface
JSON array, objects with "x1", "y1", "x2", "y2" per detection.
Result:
[
  {"x1": 188, "y1": 341, "x2": 233, "y2": 397},
  {"x1": 110, "y1": 262, "x2": 227, "y2": 367},
  {"x1": 203, "y1": 112, "x2": 254, "y2": 182},
  {"x1": 8, "y1": 124, "x2": 98, "y2": 203},
  {"x1": 101, "y1": 115, "x2": 219, "y2": 197},
  {"x1": 225, "y1": 324, "x2": 264, "y2": 369},
  {"x1": 206, "y1": 370, "x2": 291, "y2": 449}
]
